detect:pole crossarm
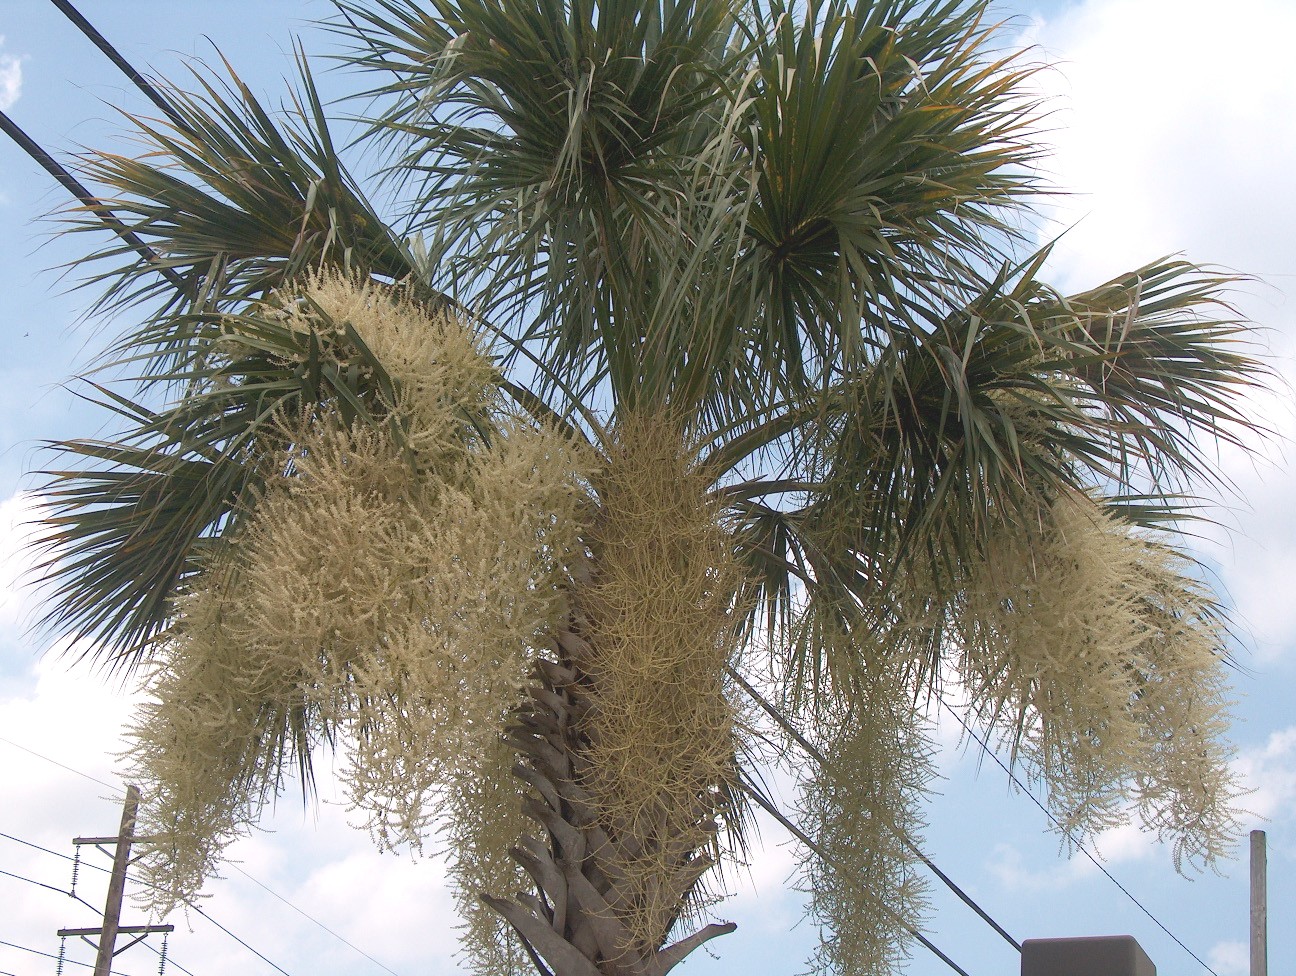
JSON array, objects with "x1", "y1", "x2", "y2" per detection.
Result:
[
  {"x1": 58, "y1": 927, "x2": 175, "y2": 937},
  {"x1": 59, "y1": 786, "x2": 169, "y2": 976}
]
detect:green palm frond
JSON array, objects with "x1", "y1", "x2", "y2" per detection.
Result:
[
  {"x1": 1032, "y1": 258, "x2": 1266, "y2": 488},
  {"x1": 33, "y1": 389, "x2": 248, "y2": 670},
  {"x1": 340, "y1": 0, "x2": 1045, "y2": 426},
  {"x1": 338, "y1": 0, "x2": 749, "y2": 418},
  {"x1": 714, "y1": 249, "x2": 1264, "y2": 703},
  {"x1": 32, "y1": 294, "x2": 408, "y2": 671},
  {"x1": 64, "y1": 51, "x2": 417, "y2": 373},
  {"x1": 736, "y1": 0, "x2": 1042, "y2": 384}
]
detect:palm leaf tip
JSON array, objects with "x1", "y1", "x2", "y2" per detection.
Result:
[{"x1": 61, "y1": 49, "x2": 415, "y2": 369}]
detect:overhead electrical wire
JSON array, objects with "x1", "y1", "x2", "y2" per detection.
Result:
[
  {"x1": 228, "y1": 865, "x2": 404, "y2": 976},
  {"x1": 5, "y1": 837, "x2": 289, "y2": 976},
  {"x1": 729, "y1": 667, "x2": 1023, "y2": 954},
  {"x1": 0, "y1": 840, "x2": 198, "y2": 976},
  {"x1": 1, "y1": 817, "x2": 294, "y2": 976},
  {"x1": 2, "y1": 823, "x2": 356, "y2": 976},
  {"x1": 0, "y1": 937, "x2": 142, "y2": 976},
  {"x1": 0, "y1": 864, "x2": 70, "y2": 897},
  {"x1": 183, "y1": 905, "x2": 295, "y2": 976},
  {"x1": 0, "y1": 851, "x2": 252, "y2": 976},
  {"x1": 0, "y1": 735, "x2": 118, "y2": 791},
  {"x1": 740, "y1": 778, "x2": 977, "y2": 976},
  {"x1": 46, "y1": 0, "x2": 190, "y2": 131},
  {"x1": 0, "y1": 109, "x2": 189, "y2": 293},
  {"x1": 1, "y1": 738, "x2": 400, "y2": 976},
  {"x1": 940, "y1": 701, "x2": 1225, "y2": 976},
  {"x1": 1, "y1": 828, "x2": 87, "y2": 862}
]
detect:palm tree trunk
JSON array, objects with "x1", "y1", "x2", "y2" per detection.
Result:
[{"x1": 483, "y1": 621, "x2": 736, "y2": 976}]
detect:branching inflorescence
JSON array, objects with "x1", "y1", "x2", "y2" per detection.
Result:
[{"x1": 125, "y1": 275, "x2": 590, "y2": 913}]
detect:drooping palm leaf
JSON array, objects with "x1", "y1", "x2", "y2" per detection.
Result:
[{"x1": 711, "y1": 251, "x2": 1264, "y2": 704}]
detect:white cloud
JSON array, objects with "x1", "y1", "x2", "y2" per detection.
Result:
[
  {"x1": 0, "y1": 35, "x2": 23, "y2": 111},
  {"x1": 986, "y1": 842, "x2": 1076, "y2": 891},
  {"x1": 1233, "y1": 725, "x2": 1296, "y2": 824},
  {"x1": 1022, "y1": 0, "x2": 1296, "y2": 662},
  {"x1": 1208, "y1": 940, "x2": 1249, "y2": 976},
  {"x1": 985, "y1": 825, "x2": 1155, "y2": 893},
  {"x1": 1088, "y1": 821, "x2": 1157, "y2": 866},
  {"x1": 1025, "y1": 0, "x2": 1296, "y2": 285}
]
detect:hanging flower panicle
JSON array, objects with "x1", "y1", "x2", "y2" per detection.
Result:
[{"x1": 125, "y1": 274, "x2": 591, "y2": 914}]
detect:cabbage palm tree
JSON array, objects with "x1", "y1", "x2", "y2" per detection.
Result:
[{"x1": 33, "y1": 1, "x2": 1263, "y2": 974}]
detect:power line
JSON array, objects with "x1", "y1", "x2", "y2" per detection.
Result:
[
  {"x1": 0, "y1": 109, "x2": 189, "y2": 293},
  {"x1": 229, "y1": 866, "x2": 402, "y2": 976},
  {"x1": 1, "y1": 824, "x2": 290, "y2": 976},
  {"x1": 0, "y1": 864, "x2": 71, "y2": 897},
  {"x1": 0, "y1": 938, "x2": 141, "y2": 976},
  {"x1": 139, "y1": 934, "x2": 197, "y2": 976},
  {"x1": 742, "y1": 779, "x2": 976, "y2": 976},
  {"x1": 1, "y1": 733, "x2": 397, "y2": 976},
  {"x1": 0, "y1": 829, "x2": 84, "y2": 863},
  {"x1": 3, "y1": 838, "x2": 282, "y2": 976},
  {"x1": 728, "y1": 668, "x2": 1023, "y2": 953},
  {"x1": 941, "y1": 702, "x2": 1224, "y2": 976},
  {"x1": 46, "y1": 0, "x2": 190, "y2": 131},
  {"x1": 183, "y1": 905, "x2": 294, "y2": 976},
  {"x1": 0, "y1": 735, "x2": 118, "y2": 791},
  {"x1": 0, "y1": 845, "x2": 198, "y2": 976}
]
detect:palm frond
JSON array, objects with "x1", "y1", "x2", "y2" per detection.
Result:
[
  {"x1": 63, "y1": 50, "x2": 418, "y2": 375},
  {"x1": 731, "y1": 0, "x2": 1044, "y2": 389},
  {"x1": 337, "y1": 0, "x2": 744, "y2": 409},
  {"x1": 32, "y1": 290, "x2": 409, "y2": 671},
  {"x1": 714, "y1": 248, "x2": 1266, "y2": 703}
]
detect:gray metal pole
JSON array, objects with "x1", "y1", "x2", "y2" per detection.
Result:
[
  {"x1": 1251, "y1": 829, "x2": 1267, "y2": 976},
  {"x1": 94, "y1": 785, "x2": 140, "y2": 976}
]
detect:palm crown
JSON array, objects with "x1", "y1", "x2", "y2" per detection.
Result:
[{"x1": 31, "y1": 1, "x2": 1264, "y2": 974}]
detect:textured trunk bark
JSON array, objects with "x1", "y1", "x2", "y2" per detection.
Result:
[{"x1": 483, "y1": 620, "x2": 736, "y2": 976}]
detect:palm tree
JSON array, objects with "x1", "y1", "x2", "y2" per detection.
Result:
[{"x1": 32, "y1": 0, "x2": 1264, "y2": 974}]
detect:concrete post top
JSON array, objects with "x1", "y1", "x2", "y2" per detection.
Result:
[{"x1": 1020, "y1": 935, "x2": 1156, "y2": 976}]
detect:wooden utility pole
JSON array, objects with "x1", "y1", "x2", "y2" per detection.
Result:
[
  {"x1": 59, "y1": 785, "x2": 173, "y2": 976},
  {"x1": 1251, "y1": 829, "x2": 1267, "y2": 976}
]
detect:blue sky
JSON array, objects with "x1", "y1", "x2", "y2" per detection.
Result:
[{"x1": 1, "y1": 2, "x2": 1293, "y2": 976}]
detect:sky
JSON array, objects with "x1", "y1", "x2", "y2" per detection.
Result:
[{"x1": 1, "y1": 2, "x2": 1293, "y2": 975}]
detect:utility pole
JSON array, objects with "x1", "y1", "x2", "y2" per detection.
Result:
[
  {"x1": 1251, "y1": 829, "x2": 1267, "y2": 976},
  {"x1": 59, "y1": 785, "x2": 173, "y2": 976}
]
